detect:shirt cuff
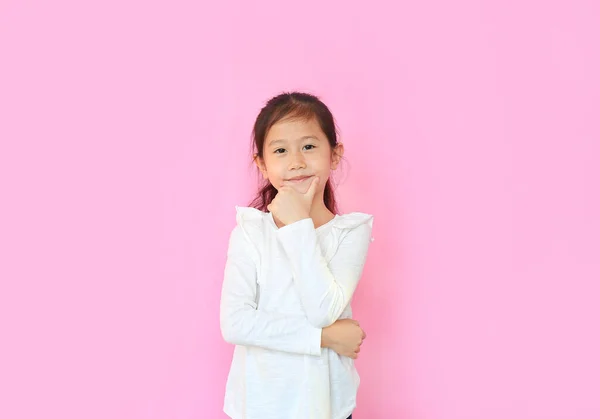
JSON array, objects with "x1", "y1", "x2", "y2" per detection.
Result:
[
  {"x1": 308, "y1": 327, "x2": 323, "y2": 356},
  {"x1": 276, "y1": 217, "x2": 315, "y2": 239}
]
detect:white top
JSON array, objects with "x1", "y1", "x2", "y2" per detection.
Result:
[{"x1": 220, "y1": 206, "x2": 374, "y2": 419}]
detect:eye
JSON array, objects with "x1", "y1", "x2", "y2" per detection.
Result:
[
  {"x1": 303, "y1": 144, "x2": 316, "y2": 151},
  {"x1": 274, "y1": 148, "x2": 286, "y2": 154}
]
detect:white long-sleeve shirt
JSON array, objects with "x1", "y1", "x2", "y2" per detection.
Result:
[{"x1": 220, "y1": 206, "x2": 374, "y2": 419}]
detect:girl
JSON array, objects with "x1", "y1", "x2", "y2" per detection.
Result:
[{"x1": 220, "y1": 92, "x2": 374, "y2": 419}]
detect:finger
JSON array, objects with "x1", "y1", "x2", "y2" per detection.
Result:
[{"x1": 304, "y1": 176, "x2": 320, "y2": 198}]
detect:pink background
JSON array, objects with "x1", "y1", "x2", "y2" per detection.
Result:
[{"x1": 1, "y1": 0, "x2": 599, "y2": 418}]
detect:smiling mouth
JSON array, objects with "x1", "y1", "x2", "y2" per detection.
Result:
[{"x1": 286, "y1": 176, "x2": 312, "y2": 182}]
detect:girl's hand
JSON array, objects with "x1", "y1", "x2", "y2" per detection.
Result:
[
  {"x1": 321, "y1": 319, "x2": 366, "y2": 359},
  {"x1": 267, "y1": 177, "x2": 320, "y2": 226}
]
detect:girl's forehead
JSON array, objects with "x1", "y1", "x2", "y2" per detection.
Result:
[{"x1": 267, "y1": 117, "x2": 323, "y2": 139}]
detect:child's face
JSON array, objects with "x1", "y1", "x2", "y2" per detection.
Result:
[{"x1": 256, "y1": 117, "x2": 343, "y2": 196}]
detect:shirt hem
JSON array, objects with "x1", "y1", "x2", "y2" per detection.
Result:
[
  {"x1": 334, "y1": 403, "x2": 356, "y2": 419},
  {"x1": 224, "y1": 404, "x2": 356, "y2": 419}
]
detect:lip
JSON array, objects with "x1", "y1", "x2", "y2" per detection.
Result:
[{"x1": 286, "y1": 175, "x2": 313, "y2": 182}]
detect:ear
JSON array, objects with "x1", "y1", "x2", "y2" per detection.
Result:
[
  {"x1": 331, "y1": 143, "x2": 344, "y2": 170},
  {"x1": 253, "y1": 154, "x2": 269, "y2": 180}
]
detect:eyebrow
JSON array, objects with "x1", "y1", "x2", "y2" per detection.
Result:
[{"x1": 268, "y1": 136, "x2": 319, "y2": 147}]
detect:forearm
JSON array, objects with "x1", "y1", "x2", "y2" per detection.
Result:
[
  {"x1": 276, "y1": 218, "x2": 372, "y2": 328},
  {"x1": 220, "y1": 304, "x2": 323, "y2": 355},
  {"x1": 221, "y1": 224, "x2": 323, "y2": 356}
]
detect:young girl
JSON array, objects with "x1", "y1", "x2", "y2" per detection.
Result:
[{"x1": 220, "y1": 92, "x2": 374, "y2": 419}]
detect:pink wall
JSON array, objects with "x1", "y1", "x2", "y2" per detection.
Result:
[{"x1": 1, "y1": 0, "x2": 599, "y2": 418}]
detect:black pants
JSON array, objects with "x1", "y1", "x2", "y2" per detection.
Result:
[{"x1": 347, "y1": 415, "x2": 353, "y2": 419}]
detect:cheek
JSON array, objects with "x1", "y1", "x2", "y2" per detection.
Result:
[
  {"x1": 264, "y1": 163, "x2": 286, "y2": 183},
  {"x1": 262, "y1": 156, "x2": 277, "y2": 174},
  {"x1": 316, "y1": 154, "x2": 334, "y2": 172},
  {"x1": 267, "y1": 162, "x2": 285, "y2": 177}
]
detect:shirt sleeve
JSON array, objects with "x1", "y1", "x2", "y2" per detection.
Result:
[
  {"x1": 275, "y1": 215, "x2": 374, "y2": 328},
  {"x1": 220, "y1": 224, "x2": 323, "y2": 356}
]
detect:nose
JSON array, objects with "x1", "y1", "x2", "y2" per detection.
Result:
[{"x1": 288, "y1": 151, "x2": 306, "y2": 170}]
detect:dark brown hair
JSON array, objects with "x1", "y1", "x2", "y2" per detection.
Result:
[{"x1": 249, "y1": 92, "x2": 340, "y2": 214}]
